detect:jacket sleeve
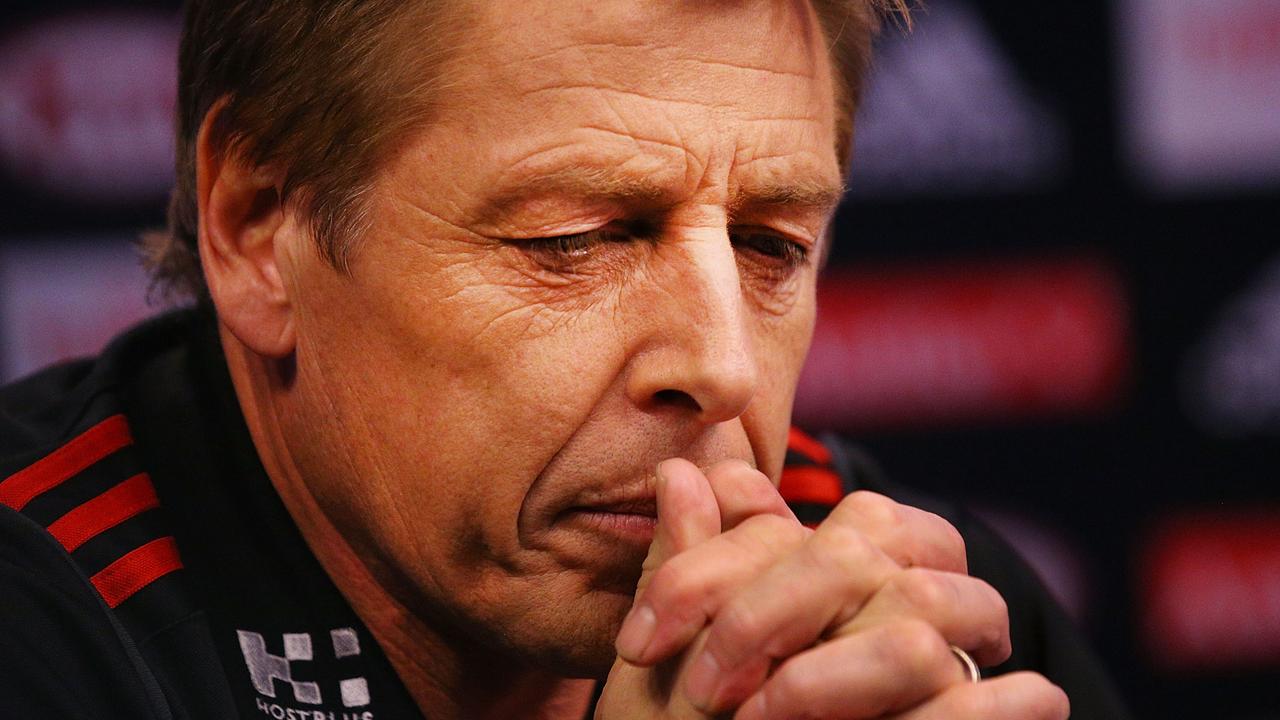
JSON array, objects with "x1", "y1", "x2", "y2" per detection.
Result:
[
  {"x1": 0, "y1": 506, "x2": 174, "y2": 720},
  {"x1": 957, "y1": 511, "x2": 1132, "y2": 720}
]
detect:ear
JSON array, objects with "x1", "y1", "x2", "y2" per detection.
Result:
[{"x1": 196, "y1": 107, "x2": 296, "y2": 358}]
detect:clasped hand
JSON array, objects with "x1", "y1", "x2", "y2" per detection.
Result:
[{"x1": 595, "y1": 459, "x2": 1070, "y2": 720}]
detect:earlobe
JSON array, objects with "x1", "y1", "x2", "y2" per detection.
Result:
[{"x1": 196, "y1": 109, "x2": 297, "y2": 359}]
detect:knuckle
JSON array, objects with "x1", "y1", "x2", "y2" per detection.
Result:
[
  {"x1": 738, "y1": 512, "x2": 800, "y2": 540},
  {"x1": 949, "y1": 673, "x2": 1070, "y2": 720},
  {"x1": 645, "y1": 558, "x2": 687, "y2": 598},
  {"x1": 764, "y1": 658, "x2": 819, "y2": 714},
  {"x1": 949, "y1": 684, "x2": 996, "y2": 718},
  {"x1": 713, "y1": 598, "x2": 766, "y2": 653},
  {"x1": 735, "y1": 480, "x2": 779, "y2": 513},
  {"x1": 1021, "y1": 674, "x2": 1071, "y2": 720},
  {"x1": 890, "y1": 567, "x2": 957, "y2": 613},
  {"x1": 709, "y1": 458, "x2": 754, "y2": 475},
  {"x1": 833, "y1": 490, "x2": 903, "y2": 529},
  {"x1": 1049, "y1": 683, "x2": 1072, "y2": 720},
  {"x1": 727, "y1": 514, "x2": 806, "y2": 558},
  {"x1": 982, "y1": 578, "x2": 1010, "y2": 622},
  {"x1": 882, "y1": 618, "x2": 950, "y2": 676},
  {"x1": 979, "y1": 580, "x2": 1013, "y2": 660},
  {"x1": 812, "y1": 522, "x2": 879, "y2": 576},
  {"x1": 643, "y1": 556, "x2": 701, "y2": 611},
  {"x1": 934, "y1": 514, "x2": 968, "y2": 566}
]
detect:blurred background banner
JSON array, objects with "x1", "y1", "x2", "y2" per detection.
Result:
[
  {"x1": 1118, "y1": 0, "x2": 1280, "y2": 191},
  {"x1": 0, "y1": 1, "x2": 1277, "y2": 717},
  {"x1": 796, "y1": 255, "x2": 1131, "y2": 429}
]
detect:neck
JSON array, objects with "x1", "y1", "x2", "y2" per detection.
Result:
[{"x1": 219, "y1": 329, "x2": 596, "y2": 720}]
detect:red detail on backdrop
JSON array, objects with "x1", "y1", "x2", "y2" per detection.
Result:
[
  {"x1": 1141, "y1": 511, "x2": 1280, "y2": 670},
  {"x1": 0, "y1": 13, "x2": 178, "y2": 201},
  {"x1": 793, "y1": 256, "x2": 1130, "y2": 429}
]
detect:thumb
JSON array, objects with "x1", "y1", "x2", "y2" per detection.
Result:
[
  {"x1": 643, "y1": 459, "x2": 721, "y2": 583},
  {"x1": 616, "y1": 459, "x2": 720, "y2": 659}
]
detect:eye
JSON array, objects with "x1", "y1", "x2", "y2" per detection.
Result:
[
  {"x1": 526, "y1": 230, "x2": 605, "y2": 259},
  {"x1": 730, "y1": 229, "x2": 811, "y2": 269},
  {"x1": 521, "y1": 221, "x2": 656, "y2": 270}
]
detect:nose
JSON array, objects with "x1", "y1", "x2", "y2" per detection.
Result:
[{"x1": 625, "y1": 232, "x2": 759, "y2": 425}]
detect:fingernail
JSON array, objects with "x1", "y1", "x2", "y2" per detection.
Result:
[
  {"x1": 682, "y1": 649, "x2": 721, "y2": 710},
  {"x1": 655, "y1": 459, "x2": 683, "y2": 491},
  {"x1": 615, "y1": 605, "x2": 656, "y2": 662}
]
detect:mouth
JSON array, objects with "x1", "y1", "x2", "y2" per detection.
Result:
[{"x1": 556, "y1": 495, "x2": 658, "y2": 546}]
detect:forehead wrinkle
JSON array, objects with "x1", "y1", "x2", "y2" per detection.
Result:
[
  {"x1": 520, "y1": 82, "x2": 740, "y2": 112},
  {"x1": 476, "y1": 165, "x2": 677, "y2": 222},
  {"x1": 513, "y1": 42, "x2": 820, "y2": 83}
]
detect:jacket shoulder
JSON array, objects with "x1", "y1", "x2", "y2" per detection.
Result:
[
  {"x1": 0, "y1": 359, "x2": 102, "y2": 463},
  {"x1": 0, "y1": 503, "x2": 172, "y2": 718}
]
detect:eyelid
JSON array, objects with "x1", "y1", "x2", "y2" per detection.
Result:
[
  {"x1": 732, "y1": 220, "x2": 818, "y2": 249},
  {"x1": 730, "y1": 224, "x2": 815, "y2": 253}
]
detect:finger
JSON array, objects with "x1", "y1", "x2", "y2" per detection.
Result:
[
  {"x1": 621, "y1": 513, "x2": 810, "y2": 666},
  {"x1": 830, "y1": 491, "x2": 968, "y2": 574},
  {"x1": 650, "y1": 458, "x2": 722, "y2": 560},
  {"x1": 836, "y1": 567, "x2": 1011, "y2": 667},
  {"x1": 703, "y1": 459, "x2": 797, "y2": 530},
  {"x1": 681, "y1": 521, "x2": 901, "y2": 712},
  {"x1": 730, "y1": 619, "x2": 964, "y2": 720},
  {"x1": 882, "y1": 672, "x2": 1071, "y2": 720},
  {"x1": 616, "y1": 459, "x2": 720, "y2": 661}
]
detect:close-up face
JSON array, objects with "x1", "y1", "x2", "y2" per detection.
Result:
[{"x1": 275, "y1": 0, "x2": 843, "y2": 674}]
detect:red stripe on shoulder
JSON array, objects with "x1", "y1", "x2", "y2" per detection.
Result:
[
  {"x1": 47, "y1": 473, "x2": 160, "y2": 552},
  {"x1": 778, "y1": 465, "x2": 845, "y2": 507},
  {"x1": 0, "y1": 415, "x2": 133, "y2": 511},
  {"x1": 787, "y1": 427, "x2": 832, "y2": 466},
  {"x1": 90, "y1": 536, "x2": 184, "y2": 608}
]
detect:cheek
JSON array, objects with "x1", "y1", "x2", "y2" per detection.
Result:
[
  {"x1": 754, "y1": 269, "x2": 817, "y2": 386},
  {"x1": 742, "y1": 276, "x2": 817, "y2": 474},
  {"x1": 296, "y1": 246, "x2": 633, "y2": 557}
]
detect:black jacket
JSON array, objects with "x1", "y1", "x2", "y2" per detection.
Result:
[{"x1": 0, "y1": 309, "x2": 1130, "y2": 719}]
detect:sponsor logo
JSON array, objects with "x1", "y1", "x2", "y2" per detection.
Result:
[
  {"x1": 1141, "y1": 512, "x2": 1280, "y2": 669},
  {"x1": 848, "y1": 0, "x2": 1066, "y2": 196},
  {"x1": 1119, "y1": 0, "x2": 1280, "y2": 190},
  {"x1": 793, "y1": 256, "x2": 1129, "y2": 429},
  {"x1": 237, "y1": 628, "x2": 373, "y2": 718},
  {"x1": 0, "y1": 13, "x2": 178, "y2": 202},
  {"x1": 1182, "y1": 252, "x2": 1280, "y2": 436}
]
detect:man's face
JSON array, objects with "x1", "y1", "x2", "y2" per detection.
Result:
[{"x1": 278, "y1": 0, "x2": 842, "y2": 673}]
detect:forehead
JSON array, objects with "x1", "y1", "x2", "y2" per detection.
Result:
[{"x1": 420, "y1": 0, "x2": 841, "y2": 203}]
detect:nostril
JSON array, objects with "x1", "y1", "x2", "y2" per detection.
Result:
[{"x1": 652, "y1": 388, "x2": 701, "y2": 412}]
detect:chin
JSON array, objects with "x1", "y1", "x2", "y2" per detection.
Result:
[
  {"x1": 525, "y1": 633, "x2": 621, "y2": 679},
  {"x1": 466, "y1": 586, "x2": 634, "y2": 679}
]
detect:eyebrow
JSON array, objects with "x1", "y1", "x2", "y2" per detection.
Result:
[
  {"x1": 730, "y1": 177, "x2": 847, "y2": 216},
  {"x1": 477, "y1": 165, "x2": 846, "y2": 221},
  {"x1": 477, "y1": 166, "x2": 672, "y2": 222}
]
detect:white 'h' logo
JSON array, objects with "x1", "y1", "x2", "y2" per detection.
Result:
[{"x1": 236, "y1": 628, "x2": 370, "y2": 708}]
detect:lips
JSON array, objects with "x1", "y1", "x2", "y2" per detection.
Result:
[
  {"x1": 555, "y1": 484, "x2": 659, "y2": 547},
  {"x1": 571, "y1": 495, "x2": 658, "y2": 518},
  {"x1": 558, "y1": 474, "x2": 658, "y2": 521}
]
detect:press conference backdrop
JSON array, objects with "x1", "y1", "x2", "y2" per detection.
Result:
[{"x1": 1, "y1": 1, "x2": 1277, "y2": 716}]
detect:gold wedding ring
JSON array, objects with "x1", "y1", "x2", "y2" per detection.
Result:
[{"x1": 949, "y1": 645, "x2": 980, "y2": 684}]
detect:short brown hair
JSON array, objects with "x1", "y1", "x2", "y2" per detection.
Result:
[{"x1": 147, "y1": 0, "x2": 906, "y2": 298}]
